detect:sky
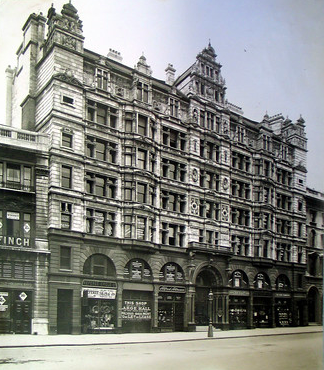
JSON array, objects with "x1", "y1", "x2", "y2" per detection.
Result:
[{"x1": 0, "y1": 0, "x2": 323, "y2": 191}]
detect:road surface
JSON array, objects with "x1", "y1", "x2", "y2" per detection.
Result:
[{"x1": 0, "y1": 332, "x2": 321, "y2": 370}]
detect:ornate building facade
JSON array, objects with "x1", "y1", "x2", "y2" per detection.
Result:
[
  {"x1": 305, "y1": 188, "x2": 323, "y2": 325},
  {"x1": 1, "y1": 2, "x2": 319, "y2": 334}
]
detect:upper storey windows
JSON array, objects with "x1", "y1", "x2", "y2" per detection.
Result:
[
  {"x1": 96, "y1": 68, "x2": 109, "y2": 91},
  {"x1": 199, "y1": 111, "x2": 220, "y2": 132},
  {"x1": 169, "y1": 98, "x2": 180, "y2": 118},
  {"x1": 137, "y1": 82, "x2": 149, "y2": 103},
  {"x1": 162, "y1": 127, "x2": 186, "y2": 151},
  {"x1": 0, "y1": 162, "x2": 33, "y2": 192},
  {"x1": 87, "y1": 100, "x2": 118, "y2": 128},
  {"x1": 125, "y1": 113, "x2": 156, "y2": 139}
]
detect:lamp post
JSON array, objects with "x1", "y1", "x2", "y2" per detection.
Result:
[{"x1": 208, "y1": 289, "x2": 213, "y2": 337}]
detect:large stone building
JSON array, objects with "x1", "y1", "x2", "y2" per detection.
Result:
[
  {"x1": 0, "y1": 2, "x2": 320, "y2": 334},
  {"x1": 305, "y1": 188, "x2": 323, "y2": 325}
]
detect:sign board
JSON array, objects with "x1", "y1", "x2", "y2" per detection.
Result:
[
  {"x1": 121, "y1": 300, "x2": 151, "y2": 321},
  {"x1": 81, "y1": 288, "x2": 116, "y2": 300},
  {"x1": 7, "y1": 212, "x2": 20, "y2": 220},
  {"x1": 159, "y1": 286, "x2": 186, "y2": 293}
]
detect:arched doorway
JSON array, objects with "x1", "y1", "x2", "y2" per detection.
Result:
[
  {"x1": 307, "y1": 286, "x2": 319, "y2": 323},
  {"x1": 195, "y1": 269, "x2": 217, "y2": 326}
]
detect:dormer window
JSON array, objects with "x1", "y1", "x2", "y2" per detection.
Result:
[
  {"x1": 169, "y1": 98, "x2": 179, "y2": 117},
  {"x1": 96, "y1": 68, "x2": 108, "y2": 90},
  {"x1": 137, "y1": 82, "x2": 149, "y2": 103}
]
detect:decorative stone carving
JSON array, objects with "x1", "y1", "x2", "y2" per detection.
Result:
[
  {"x1": 192, "y1": 168, "x2": 198, "y2": 183},
  {"x1": 222, "y1": 177, "x2": 229, "y2": 190},
  {"x1": 190, "y1": 198, "x2": 199, "y2": 215},
  {"x1": 62, "y1": 35, "x2": 76, "y2": 50},
  {"x1": 221, "y1": 205, "x2": 229, "y2": 222}
]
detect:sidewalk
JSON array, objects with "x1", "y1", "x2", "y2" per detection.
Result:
[{"x1": 0, "y1": 325, "x2": 322, "y2": 348}]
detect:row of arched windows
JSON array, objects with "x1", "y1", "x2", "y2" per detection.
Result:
[{"x1": 83, "y1": 254, "x2": 291, "y2": 290}]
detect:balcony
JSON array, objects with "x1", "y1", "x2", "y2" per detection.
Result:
[
  {"x1": 0, "y1": 125, "x2": 48, "y2": 153},
  {"x1": 188, "y1": 242, "x2": 233, "y2": 256},
  {"x1": 0, "y1": 181, "x2": 35, "y2": 193}
]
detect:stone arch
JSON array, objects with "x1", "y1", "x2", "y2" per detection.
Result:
[
  {"x1": 83, "y1": 253, "x2": 116, "y2": 278},
  {"x1": 229, "y1": 269, "x2": 249, "y2": 288},
  {"x1": 276, "y1": 274, "x2": 291, "y2": 290},
  {"x1": 193, "y1": 263, "x2": 224, "y2": 287},
  {"x1": 307, "y1": 286, "x2": 321, "y2": 323},
  {"x1": 253, "y1": 271, "x2": 271, "y2": 290},
  {"x1": 123, "y1": 258, "x2": 153, "y2": 281},
  {"x1": 159, "y1": 262, "x2": 185, "y2": 283}
]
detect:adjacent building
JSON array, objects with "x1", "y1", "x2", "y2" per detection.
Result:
[
  {"x1": 305, "y1": 188, "x2": 323, "y2": 325},
  {"x1": 0, "y1": 2, "x2": 321, "y2": 334},
  {"x1": 0, "y1": 126, "x2": 49, "y2": 334}
]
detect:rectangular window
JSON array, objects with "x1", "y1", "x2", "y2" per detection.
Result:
[
  {"x1": 23, "y1": 166, "x2": 32, "y2": 190},
  {"x1": 60, "y1": 246, "x2": 71, "y2": 269},
  {"x1": 124, "y1": 215, "x2": 133, "y2": 238},
  {"x1": 124, "y1": 181, "x2": 134, "y2": 201},
  {"x1": 96, "y1": 140, "x2": 106, "y2": 161},
  {"x1": 97, "y1": 69, "x2": 108, "y2": 90},
  {"x1": 138, "y1": 115, "x2": 147, "y2": 136},
  {"x1": 61, "y1": 202, "x2": 72, "y2": 229},
  {"x1": 7, "y1": 163, "x2": 20, "y2": 185},
  {"x1": 125, "y1": 112, "x2": 133, "y2": 132},
  {"x1": 62, "y1": 166, "x2": 72, "y2": 189},
  {"x1": 62, "y1": 132, "x2": 73, "y2": 148},
  {"x1": 137, "y1": 149, "x2": 147, "y2": 170},
  {"x1": 62, "y1": 96, "x2": 74, "y2": 105},
  {"x1": 124, "y1": 147, "x2": 133, "y2": 166},
  {"x1": 170, "y1": 98, "x2": 179, "y2": 117},
  {"x1": 94, "y1": 211, "x2": 105, "y2": 235},
  {"x1": 137, "y1": 183, "x2": 147, "y2": 203},
  {"x1": 137, "y1": 82, "x2": 149, "y2": 103},
  {"x1": 95, "y1": 176, "x2": 105, "y2": 197},
  {"x1": 137, "y1": 217, "x2": 146, "y2": 240}
]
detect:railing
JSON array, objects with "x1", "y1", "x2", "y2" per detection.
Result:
[
  {"x1": 0, "y1": 125, "x2": 48, "y2": 149},
  {"x1": 188, "y1": 242, "x2": 233, "y2": 254},
  {"x1": 0, "y1": 181, "x2": 35, "y2": 192}
]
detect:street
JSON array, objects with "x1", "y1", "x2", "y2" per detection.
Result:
[{"x1": 0, "y1": 333, "x2": 322, "y2": 370}]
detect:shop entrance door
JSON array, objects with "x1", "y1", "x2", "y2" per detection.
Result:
[
  {"x1": 253, "y1": 298, "x2": 272, "y2": 328},
  {"x1": 174, "y1": 302, "x2": 184, "y2": 331},
  {"x1": 13, "y1": 300, "x2": 31, "y2": 334},
  {"x1": 57, "y1": 289, "x2": 73, "y2": 334},
  {"x1": 195, "y1": 287, "x2": 209, "y2": 325}
]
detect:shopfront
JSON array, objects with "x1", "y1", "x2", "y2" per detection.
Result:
[
  {"x1": 229, "y1": 295, "x2": 248, "y2": 329},
  {"x1": 81, "y1": 280, "x2": 117, "y2": 333},
  {"x1": 275, "y1": 296, "x2": 292, "y2": 327},
  {"x1": 275, "y1": 275, "x2": 292, "y2": 327},
  {"x1": 0, "y1": 289, "x2": 32, "y2": 334},
  {"x1": 229, "y1": 270, "x2": 249, "y2": 329},
  {"x1": 122, "y1": 259, "x2": 153, "y2": 333},
  {"x1": 253, "y1": 272, "x2": 272, "y2": 328},
  {"x1": 158, "y1": 286, "x2": 185, "y2": 331}
]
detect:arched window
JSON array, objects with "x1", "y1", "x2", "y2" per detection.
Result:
[
  {"x1": 276, "y1": 274, "x2": 290, "y2": 290},
  {"x1": 230, "y1": 270, "x2": 249, "y2": 288},
  {"x1": 159, "y1": 263, "x2": 184, "y2": 283},
  {"x1": 83, "y1": 254, "x2": 115, "y2": 277},
  {"x1": 124, "y1": 259, "x2": 152, "y2": 281},
  {"x1": 253, "y1": 272, "x2": 271, "y2": 290}
]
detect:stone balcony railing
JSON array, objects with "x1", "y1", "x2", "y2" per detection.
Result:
[{"x1": 0, "y1": 125, "x2": 48, "y2": 152}]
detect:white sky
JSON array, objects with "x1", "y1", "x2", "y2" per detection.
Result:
[{"x1": 0, "y1": 0, "x2": 323, "y2": 191}]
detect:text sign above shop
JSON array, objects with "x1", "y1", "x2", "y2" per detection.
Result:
[
  {"x1": 121, "y1": 300, "x2": 151, "y2": 321},
  {"x1": 159, "y1": 286, "x2": 186, "y2": 293},
  {"x1": 82, "y1": 288, "x2": 116, "y2": 300}
]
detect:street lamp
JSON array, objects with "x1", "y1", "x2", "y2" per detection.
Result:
[{"x1": 208, "y1": 289, "x2": 214, "y2": 337}]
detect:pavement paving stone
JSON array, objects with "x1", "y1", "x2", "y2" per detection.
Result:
[{"x1": 0, "y1": 325, "x2": 322, "y2": 348}]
